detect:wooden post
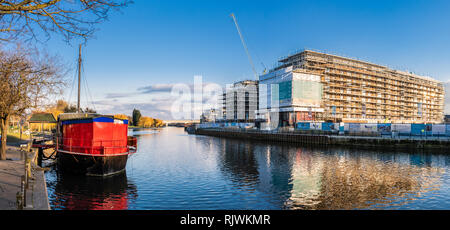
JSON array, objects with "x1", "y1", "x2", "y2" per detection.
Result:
[
  {"x1": 23, "y1": 151, "x2": 28, "y2": 188},
  {"x1": 19, "y1": 122, "x2": 22, "y2": 141},
  {"x1": 32, "y1": 148, "x2": 38, "y2": 166},
  {"x1": 26, "y1": 159, "x2": 32, "y2": 180},
  {"x1": 21, "y1": 175, "x2": 26, "y2": 208},
  {"x1": 39, "y1": 147, "x2": 44, "y2": 167},
  {"x1": 16, "y1": 192, "x2": 23, "y2": 210}
]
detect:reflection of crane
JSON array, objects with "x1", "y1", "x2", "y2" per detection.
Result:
[{"x1": 230, "y1": 13, "x2": 258, "y2": 79}]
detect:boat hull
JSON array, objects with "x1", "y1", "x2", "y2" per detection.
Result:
[{"x1": 57, "y1": 152, "x2": 129, "y2": 177}]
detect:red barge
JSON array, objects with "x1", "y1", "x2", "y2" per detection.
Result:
[
  {"x1": 56, "y1": 113, "x2": 137, "y2": 176},
  {"x1": 36, "y1": 45, "x2": 139, "y2": 177}
]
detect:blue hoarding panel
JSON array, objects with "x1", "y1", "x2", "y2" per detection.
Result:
[
  {"x1": 411, "y1": 124, "x2": 425, "y2": 135},
  {"x1": 446, "y1": 124, "x2": 450, "y2": 136},
  {"x1": 297, "y1": 122, "x2": 310, "y2": 130},
  {"x1": 322, "y1": 123, "x2": 335, "y2": 131},
  {"x1": 349, "y1": 123, "x2": 361, "y2": 132},
  {"x1": 377, "y1": 124, "x2": 391, "y2": 134},
  {"x1": 425, "y1": 124, "x2": 432, "y2": 135}
]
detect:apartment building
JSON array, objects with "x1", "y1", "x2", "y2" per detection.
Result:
[
  {"x1": 219, "y1": 80, "x2": 258, "y2": 122},
  {"x1": 259, "y1": 50, "x2": 444, "y2": 125}
]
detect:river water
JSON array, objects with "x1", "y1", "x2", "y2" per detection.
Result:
[{"x1": 45, "y1": 127, "x2": 450, "y2": 210}]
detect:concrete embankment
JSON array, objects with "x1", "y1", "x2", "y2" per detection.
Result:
[
  {"x1": 0, "y1": 145, "x2": 50, "y2": 210},
  {"x1": 194, "y1": 128, "x2": 450, "y2": 150}
]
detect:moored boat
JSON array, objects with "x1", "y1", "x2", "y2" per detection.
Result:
[
  {"x1": 56, "y1": 113, "x2": 137, "y2": 176},
  {"x1": 54, "y1": 45, "x2": 138, "y2": 176}
]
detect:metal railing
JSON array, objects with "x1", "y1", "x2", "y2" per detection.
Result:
[{"x1": 56, "y1": 137, "x2": 130, "y2": 155}]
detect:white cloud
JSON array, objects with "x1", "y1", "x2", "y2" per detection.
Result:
[{"x1": 95, "y1": 81, "x2": 224, "y2": 120}]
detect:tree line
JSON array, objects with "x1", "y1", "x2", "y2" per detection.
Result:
[
  {"x1": 36, "y1": 101, "x2": 164, "y2": 128},
  {"x1": 115, "y1": 109, "x2": 165, "y2": 128}
]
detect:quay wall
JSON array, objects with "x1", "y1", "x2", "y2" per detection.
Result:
[
  {"x1": 197, "y1": 122, "x2": 450, "y2": 136},
  {"x1": 194, "y1": 128, "x2": 450, "y2": 150}
]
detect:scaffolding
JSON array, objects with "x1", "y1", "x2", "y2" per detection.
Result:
[
  {"x1": 220, "y1": 80, "x2": 259, "y2": 122},
  {"x1": 273, "y1": 50, "x2": 444, "y2": 124}
]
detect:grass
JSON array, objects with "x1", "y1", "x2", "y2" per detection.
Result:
[
  {"x1": 6, "y1": 134, "x2": 24, "y2": 144},
  {"x1": 1, "y1": 129, "x2": 31, "y2": 144}
]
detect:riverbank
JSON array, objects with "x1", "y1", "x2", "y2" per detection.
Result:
[
  {"x1": 0, "y1": 145, "x2": 50, "y2": 210},
  {"x1": 194, "y1": 128, "x2": 450, "y2": 150}
]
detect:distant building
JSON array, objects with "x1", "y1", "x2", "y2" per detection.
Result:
[
  {"x1": 9, "y1": 115, "x2": 24, "y2": 128},
  {"x1": 200, "y1": 108, "x2": 218, "y2": 123},
  {"x1": 445, "y1": 115, "x2": 450, "y2": 123},
  {"x1": 28, "y1": 112, "x2": 57, "y2": 132},
  {"x1": 219, "y1": 80, "x2": 258, "y2": 123},
  {"x1": 258, "y1": 49, "x2": 445, "y2": 127}
]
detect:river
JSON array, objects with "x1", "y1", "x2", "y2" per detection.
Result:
[{"x1": 45, "y1": 127, "x2": 450, "y2": 210}]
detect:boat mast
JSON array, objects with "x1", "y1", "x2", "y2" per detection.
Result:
[{"x1": 77, "y1": 44, "x2": 82, "y2": 113}]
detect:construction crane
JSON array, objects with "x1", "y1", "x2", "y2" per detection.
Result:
[{"x1": 230, "y1": 13, "x2": 258, "y2": 79}]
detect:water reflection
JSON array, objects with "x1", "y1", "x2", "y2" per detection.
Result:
[
  {"x1": 46, "y1": 127, "x2": 450, "y2": 210},
  {"x1": 215, "y1": 139, "x2": 446, "y2": 210},
  {"x1": 219, "y1": 140, "x2": 259, "y2": 189},
  {"x1": 128, "y1": 128, "x2": 160, "y2": 136},
  {"x1": 289, "y1": 150, "x2": 442, "y2": 209},
  {"x1": 48, "y1": 171, "x2": 138, "y2": 210}
]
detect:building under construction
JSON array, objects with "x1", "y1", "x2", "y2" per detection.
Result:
[
  {"x1": 219, "y1": 80, "x2": 258, "y2": 122},
  {"x1": 259, "y1": 50, "x2": 445, "y2": 125}
]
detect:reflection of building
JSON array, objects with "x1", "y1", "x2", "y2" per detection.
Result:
[
  {"x1": 259, "y1": 50, "x2": 444, "y2": 125},
  {"x1": 218, "y1": 139, "x2": 260, "y2": 189},
  {"x1": 289, "y1": 149, "x2": 323, "y2": 207},
  {"x1": 214, "y1": 136, "x2": 444, "y2": 209},
  {"x1": 286, "y1": 149, "x2": 443, "y2": 210},
  {"x1": 217, "y1": 139, "x2": 294, "y2": 208},
  {"x1": 223, "y1": 140, "x2": 443, "y2": 209},
  {"x1": 219, "y1": 80, "x2": 258, "y2": 122}
]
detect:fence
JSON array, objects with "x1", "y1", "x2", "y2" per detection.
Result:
[
  {"x1": 196, "y1": 122, "x2": 254, "y2": 129},
  {"x1": 295, "y1": 122, "x2": 450, "y2": 138},
  {"x1": 196, "y1": 122, "x2": 450, "y2": 140}
]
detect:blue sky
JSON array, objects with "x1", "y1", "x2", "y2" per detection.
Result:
[{"x1": 38, "y1": 0, "x2": 450, "y2": 119}]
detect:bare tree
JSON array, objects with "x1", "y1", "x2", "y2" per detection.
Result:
[
  {"x1": 0, "y1": 0, "x2": 132, "y2": 42},
  {"x1": 0, "y1": 46, "x2": 65, "y2": 160}
]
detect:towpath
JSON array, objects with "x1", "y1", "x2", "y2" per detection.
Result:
[{"x1": 0, "y1": 143, "x2": 50, "y2": 210}]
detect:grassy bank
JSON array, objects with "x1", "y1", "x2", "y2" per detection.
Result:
[
  {"x1": 6, "y1": 133, "x2": 30, "y2": 144},
  {"x1": 1, "y1": 128, "x2": 30, "y2": 145}
]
